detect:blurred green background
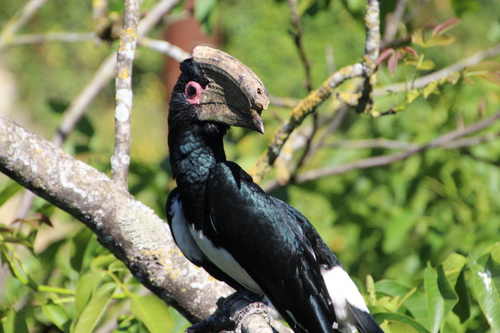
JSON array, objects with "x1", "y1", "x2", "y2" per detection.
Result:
[{"x1": 1, "y1": 0, "x2": 500, "y2": 332}]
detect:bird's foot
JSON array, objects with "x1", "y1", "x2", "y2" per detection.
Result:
[{"x1": 186, "y1": 290, "x2": 279, "y2": 333}]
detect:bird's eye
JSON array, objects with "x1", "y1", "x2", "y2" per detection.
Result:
[
  {"x1": 186, "y1": 83, "x2": 199, "y2": 97},
  {"x1": 184, "y1": 81, "x2": 203, "y2": 104},
  {"x1": 186, "y1": 85, "x2": 196, "y2": 96}
]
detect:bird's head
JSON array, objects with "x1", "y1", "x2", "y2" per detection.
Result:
[{"x1": 169, "y1": 46, "x2": 269, "y2": 134}]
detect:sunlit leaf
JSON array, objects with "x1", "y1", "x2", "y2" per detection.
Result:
[
  {"x1": 130, "y1": 295, "x2": 174, "y2": 333},
  {"x1": 375, "y1": 313, "x2": 430, "y2": 333},
  {"x1": 375, "y1": 280, "x2": 429, "y2": 328},
  {"x1": 468, "y1": 243, "x2": 500, "y2": 332},
  {"x1": 75, "y1": 272, "x2": 105, "y2": 317},
  {"x1": 425, "y1": 263, "x2": 458, "y2": 333},
  {"x1": 2, "y1": 310, "x2": 30, "y2": 333},
  {"x1": 411, "y1": 29, "x2": 426, "y2": 47},
  {"x1": 0, "y1": 181, "x2": 23, "y2": 207},
  {"x1": 417, "y1": 60, "x2": 435, "y2": 71},
  {"x1": 423, "y1": 81, "x2": 439, "y2": 99},
  {"x1": 469, "y1": 61, "x2": 500, "y2": 72},
  {"x1": 380, "y1": 319, "x2": 419, "y2": 333},
  {"x1": 425, "y1": 34, "x2": 456, "y2": 47},
  {"x1": 74, "y1": 283, "x2": 116, "y2": 333},
  {"x1": 478, "y1": 72, "x2": 500, "y2": 85},
  {"x1": 406, "y1": 89, "x2": 422, "y2": 104},
  {"x1": 42, "y1": 301, "x2": 70, "y2": 331}
]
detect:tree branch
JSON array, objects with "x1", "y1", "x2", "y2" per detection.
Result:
[
  {"x1": 293, "y1": 109, "x2": 500, "y2": 184},
  {"x1": 249, "y1": 0, "x2": 380, "y2": 183},
  {"x1": 0, "y1": 0, "x2": 50, "y2": 50},
  {"x1": 138, "y1": 37, "x2": 191, "y2": 62},
  {"x1": 374, "y1": 42, "x2": 500, "y2": 97},
  {"x1": 0, "y1": 116, "x2": 293, "y2": 332},
  {"x1": 0, "y1": 115, "x2": 233, "y2": 323},
  {"x1": 111, "y1": 0, "x2": 140, "y2": 188},
  {"x1": 15, "y1": 0, "x2": 182, "y2": 218},
  {"x1": 1, "y1": 32, "x2": 95, "y2": 45}
]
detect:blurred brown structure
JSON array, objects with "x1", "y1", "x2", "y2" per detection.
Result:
[{"x1": 163, "y1": 0, "x2": 220, "y2": 101}]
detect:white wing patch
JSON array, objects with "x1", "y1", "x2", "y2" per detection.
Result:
[
  {"x1": 189, "y1": 222, "x2": 263, "y2": 295},
  {"x1": 169, "y1": 196, "x2": 205, "y2": 263},
  {"x1": 321, "y1": 266, "x2": 370, "y2": 333}
]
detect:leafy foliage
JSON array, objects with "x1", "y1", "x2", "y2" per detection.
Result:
[{"x1": 1, "y1": 0, "x2": 500, "y2": 332}]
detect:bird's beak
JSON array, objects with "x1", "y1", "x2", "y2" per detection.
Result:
[{"x1": 193, "y1": 46, "x2": 269, "y2": 134}]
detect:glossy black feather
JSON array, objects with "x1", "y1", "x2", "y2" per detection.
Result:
[
  {"x1": 205, "y1": 162, "x2": 337, "y2": 333},
  {"x1": 166, "y1": 188, "x2": 247, "y2": 292}
]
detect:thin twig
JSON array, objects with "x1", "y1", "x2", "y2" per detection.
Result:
[
  {"x1": 375, "y1": 43, "x2": 500, "y2": 97},
  {"x1": 139, "y1": 37, "x2": 191, "y2": 62},
  {"x1": 111, "y1": 0, "x2": 140, "y2": 188},
  {"x1": 16, "y1": 0, "x2": 182, "y2": 218},
  {"x1": 0, "y1": 0, "x2": 50, "y2": 50},
  {"x1": 3, "y1": 32, "x2": 95, "y2": 45},
  {"x1": 249, "y1": 0, "x2": 380, "y2": 183},
  {"x1": 284, "y1": 0, "x2": 319, "y2": 181},
  {"x1": 294, "y1": 110, "x2": 500, "y2": 183},
  {"x1": 288, "y1": 0, "x2": 313, "y2": 92},
  {"x1": 382, "y1": 0, "x2": 409, "y2": 47}
]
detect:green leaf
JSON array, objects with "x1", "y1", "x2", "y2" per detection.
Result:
[
  {"x1": 75, "y1": 272, "x2": 105, "y2": 317},
  {"x1": 425, "y1": 34, "x2": 456, "y2": 47},
  {"x1": 0, "y1": 181, "x2": 23, "y2": 207},
  {"x1": 380, "y1": 320, "x2": 419, "y2": 333},
  {"x1": 383, "y1": 211, "x2": 417, "y2": 254},
  {"x1": 2, "y1": 310, "x2": 29, "y2": 333},
  {"x1": 452, "y1": 266, "x2": 470, "y2": 323},
  {"x1": 74, "y1": 283, "x2": 116, "y2": 333},
  {"x1": 417, "y1": 60, "x2": 436, "y2": 71},
  {"x1": 468, "y1": 243, "x2": 500, "y2": 332},
  {"x1": 439, "y1": 253, "x2": 470, "y2": 323},
  {"x1": 422, "y1": 81, "x2": 438, "y2": 99},
  {"x1": 70, "y1": 227, "x2": 94, "y2": 272},
  {"x1": 424, "y1": 264, "x2": 458, "y2": 333},
  {"x1": 75, "y1": 115, "x2": 95, "y2": 138},
  {"x1": 375, "y1": 280, "x2": 429, "y2": 328},
  {"x1": 411, "y1": 29, "x2": 426, "y2": 47},
  {"x1": 90, "y1": 254, "x2": 117, "y2": 270},
  {"x1": 130, "y1": 295, "x2": 174, "y2": 333},
  {"x1": 47, "y1": 98, "x2": 70, "y2": 114},
  {"x1": 42, "y1": 301, "x2": 70, "y2": 332},
  {"x1": 451, "y1": 0, "x2": 480, "y2": 16},
  {"x1": 194, "y1": 0, "x2": 218, "y2": 33},
  {"x1": 375, "y1": 313, "x2": 430, "y2": 333}
]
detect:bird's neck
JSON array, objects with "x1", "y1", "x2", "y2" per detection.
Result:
[
  {"x1": 169, "y1": 124, "x2": 226, "y2": 184},
  {"x1": 168, "y1": 122, "x2": 227, "y2": 225}
]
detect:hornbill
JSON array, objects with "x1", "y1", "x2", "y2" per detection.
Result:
[{"x1": 166, "y1": 46, "x2": 383, "y2": 333}]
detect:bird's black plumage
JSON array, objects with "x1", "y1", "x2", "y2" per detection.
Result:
[{"x1": 166, "y1": 46, "x2": 383, "y2": 333}]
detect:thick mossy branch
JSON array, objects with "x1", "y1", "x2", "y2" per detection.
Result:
[{"x1": 0, "y1": 115, "x2": 233, "y2": 324}]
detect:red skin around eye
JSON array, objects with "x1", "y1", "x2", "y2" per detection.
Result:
[{"x1": 185, "y1": 81, "x2": 204, "y2": 105}]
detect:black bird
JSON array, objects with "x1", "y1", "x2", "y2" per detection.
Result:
[{"x1": 166, "y1": 46, "x2": 383, "y2": 333}]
